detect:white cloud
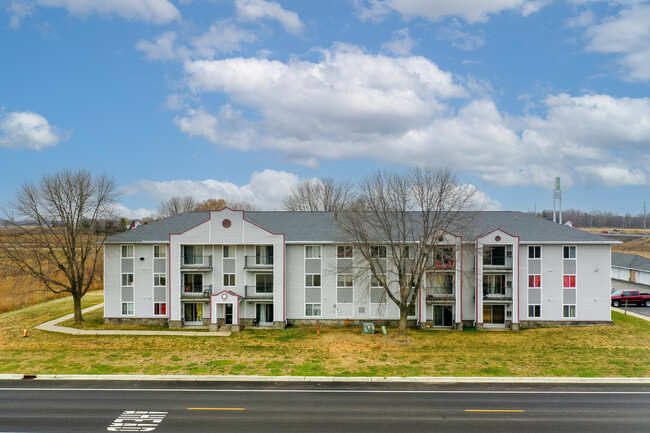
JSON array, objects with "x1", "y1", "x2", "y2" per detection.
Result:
[
  {"x1": 136, "y1": 31, "x2": 189, "y2": 61},
  {"x1": 32, "y1": 0, "x2": 180, "y2": 24},
  {"x1": 235, "y1": 0, "x2": 304, "y2": 34},
  {"x1": 436, "y1": 20, "x2": 486, "y2": 50},
  {"x1": 191, "y1": 21, "x2": 258, "y2": 58},
  {"x1": 0, "y1": 111, "x2": 63, "y2": 150},
  {"x1": 136, "y1": 22, "x2": 257, "y2": 62},
  {"x1": 7, "y1": 2, "x2": 33, "y2": 28},
  {"x1": 381, "y1": 28, "x2": 416, "y2": 56},
  {"x1": 111, "y1": 204, "x2": 155, "y2": 220},
  {"x1": 582, "y1": 3, "x2": 650, "y2": 81},
  {"x1": 120, "y1": 169, "x2": 301, "y2": 210},
  {"x1": 356, "y1": 0, "x2": 542, "y2": 23},
  {"x1": 175, "y1": 44, "x2": 650, "y2": 188}
]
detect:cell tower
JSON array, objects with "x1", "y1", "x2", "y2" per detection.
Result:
[{"x1": 553, "y1": 177, "x2": 562, "y2": 224}]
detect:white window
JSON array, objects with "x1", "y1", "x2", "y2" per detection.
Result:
[
  {"x1": 404, "y1": 245, "x2": 415, "y2": 259},
  {"x1": 371, "y1": 274, "x2": 386, "y2": 287},
  {"x1": 305, "y1": 303, "x2": 321, "y2": 316},
  {"x1": 306, "y1": 245, "x2": 321, "y2": 258},
  {"x1": 528, "y1": 305, "x2": 541, "y2": 318},
  {"x1": 563, "y1": 305, "x2": 576, "y2": 318},
  {"x1": 122, "y1": 302, "x2": 134, "y2": 315},
  {"x1": 563, "y1": 246, "x2": 576, "y2": 259},
  {"x1": 528, "y1": 245, "x2": 541, "y2": 259},
  {"x1": 121, "y1": 273, "x2": 134, "y2": 286},
  {"x1": 153, "y1": 245, "x2": 166, "y2": 258},
  {"x1": 121, "y1": 245, "x2": 133, "y2": 258},
  {"x1": 223, "y1": 245, "x2": 235, "y2": 258},
  {"x1": 370, "y1": 245, "x2": 386, "y2": 258},
  {"x1": 223, "y1": 274, "x2": 236, "y2": 286},
  {"x1": 337, "y1": 245, "x2": 352, "y2": 258},
  {"x1": 337, "y1": 274, "x2": 353, "y2": 287},
  {"x1": 153, "y1": 274, "x2": 166, "y2": 286},
  {"x1": 305, "y1": 274, "x2": 321, "y2": 287}
]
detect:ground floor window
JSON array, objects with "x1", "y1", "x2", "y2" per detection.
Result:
[
  {"x1": 483, "y1": 304, "x2": 506, "y2": 324},
  {"x1": 121, "y1": 302, "x2": 134, "y2": 315},
  {"x1": 528, "y1": 304, "x2": 541, "y2": 318},
  {"x1": 154, "y1": 303, "x2": 166, "y2": 315},
  {"x1": 121, "y1": 286, "x2": 134, "y2": 316},
  {"x1": 305, "y1": 303, "x2": 321, "y2": 317},
  {"x1": 563, "y1": 304, "x2": 576, "y2": 318}
]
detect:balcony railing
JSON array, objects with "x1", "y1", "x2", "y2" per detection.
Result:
[
  {"x1": 244, "y1": 285, "x2": 273, "y2": 298},
  {"x1": 244, "y1": 255, "x2": 274, "y2": 268},
  {"x1": 426, "y1": 287, "x2": 454, "y2": 302},
  {"x1": 181, "y1": 255, "x2": 213, "y2": 269},
  {"x1": 483, "y1": 285, "x2": 513, "y2": 299},
  {"x1": 181, "y1": 284, "x2": 213, "y2": 297}
]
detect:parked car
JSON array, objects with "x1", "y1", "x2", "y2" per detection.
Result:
[{"x1": 611, "y1": 290, "x2": 650, "y2": 307}]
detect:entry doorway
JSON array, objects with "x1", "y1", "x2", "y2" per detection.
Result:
[
  {"x1": 483, "y1": 304, "x2": 506, "y2": 326},
  {"x1": 256, "y1": 303, "x2": 273, "y2": 325},
  {"x1": 225, "y1": 304, "x2": 233, "y2": 325},
  {"x1": 184, "y1": 302, "x2": 203, "y2": 325}
]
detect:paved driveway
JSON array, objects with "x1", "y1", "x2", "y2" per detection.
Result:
[{"x1": 611, "y1": 279, "x2": 650, "y2": 318}]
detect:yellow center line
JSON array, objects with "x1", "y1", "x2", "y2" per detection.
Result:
[
  {"x1": 188, "y1": 408, "x2": 246, "y2": 411},
  {"x1": 465, "y1": 409, "x2": 525, "y2": 413}
]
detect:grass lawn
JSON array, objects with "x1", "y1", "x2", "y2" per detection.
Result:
[{"x1": 1, "y1": 295, "x2": 649, "y2": 377}]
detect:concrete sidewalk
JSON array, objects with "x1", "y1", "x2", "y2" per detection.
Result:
[
  {"x1": 0, "y1": 373, "x2": 649, "y2": 384},
  {"x1": 612, "y1": 307, "x2": 650, "y2": 321},
  {"x1": 35, "y1": 303, "x2": 231, "y2": 337}
]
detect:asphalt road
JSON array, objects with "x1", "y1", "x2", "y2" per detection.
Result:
[{"x1": 0, "y1": 381, "x2": 648, "y2": 433}]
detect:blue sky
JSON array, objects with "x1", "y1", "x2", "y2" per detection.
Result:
[{"x1": 1, "y1": 0, "x2": 650, "y2": 218}]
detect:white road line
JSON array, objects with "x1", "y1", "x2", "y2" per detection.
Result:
[{"x1": 0, "y1": 388, "x2": 649, "y2": 394}]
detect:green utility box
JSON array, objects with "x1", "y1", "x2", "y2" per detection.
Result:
[{"x1": 362, "y1": 322, "x2": 375, "y2": 334}]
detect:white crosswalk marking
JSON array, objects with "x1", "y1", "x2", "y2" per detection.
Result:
[{"x1": 108, "y1": 410, "x2": 167, "y2": 432}]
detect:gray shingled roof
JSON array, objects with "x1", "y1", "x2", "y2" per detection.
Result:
[
  {"x1": 612, "y1": 252, "x2": 650, "y2": 272},
  {"x1": 106, "y1": 210, "x2": 613, "y2": 244}
]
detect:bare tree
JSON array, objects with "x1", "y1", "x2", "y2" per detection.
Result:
[
  {"x1": 0, "y1": 169, "x2": 118, "y2": 323},
  {"x1": 338, "y1": 168, "x2": 477, "y2": 336},
  {"x1": 283, "y1": 177, "x2": 355, "y2": 211},
  {"x1": 226, "y1": 199, "x2": 258, "y2": 211},
  {"x1": 156, "y1": 195, "x2": 196, "y2": 219}
]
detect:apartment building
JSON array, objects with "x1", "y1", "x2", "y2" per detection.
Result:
[{"x1": 103, "y1": 209, "x2": 614, "y2": 330}]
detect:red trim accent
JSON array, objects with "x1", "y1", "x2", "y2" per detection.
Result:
[
  {"x1": 167, "y1": 244, "x2": 171, "y2": 321},
  {"x1": 475, "y1": 238, "x2": 479, "y2": 325},
  {"x1": 517, "y1": 237, "x2": 521, "y2": 326},
  {"x1": 460, "y1": 236, "x2": 463, "y2": 325}
]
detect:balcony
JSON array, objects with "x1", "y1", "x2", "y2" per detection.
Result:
[
  {"x1": 431, "y1": 260, "x2": 455, "y2": 271},
  {"x1": 483, "y1": 285, "x2": 513, "y2": 301},
  {"x1": 244, "y1": 255, "x2": 274, "y2": 270},
  {"x1": 181, "y1": 255, "x2": 213, "y2": 271},
  {"x1": 181, "y1": 284, "x2": 213, "y2": 299},
  {"x1": 426, "y1": 287, "x2": 455, "y2": 303},
  {"x1": 244, "y1": 285, "x2": 273, "y2": 299}
]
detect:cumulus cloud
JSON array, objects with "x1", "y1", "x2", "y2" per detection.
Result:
[
  {"x1": 235, "y1": 0, "x2": 304, "y2": 34},
  {"x1": 7, "y1": 2, "x2": 33, "y2": 28},
  {"x1": 120, "y1": 169, "x2": 301, "y2": 211},
  {"x1": 174, "y1": 44, "x2": 650, "y2": 188},
  {"x1": 581, "y1": 3, "x2": 650, "y2": 81},
  {"x1": 30, "y1": 0, "x2": 180, "y2": 24},
  {"x1": 0, "y1": 111, "x2": 63, "y2": 150},
  {"x1": 356, "y1": 0, "x2": 542, "y2": 23}
]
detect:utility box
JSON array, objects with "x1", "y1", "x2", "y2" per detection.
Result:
[{"x1": 362, "y1": 322, "x2": 375, "y2": 334}]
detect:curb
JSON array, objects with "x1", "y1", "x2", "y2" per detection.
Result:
[
  {"x1": 612, "y1": 307, "x2": 650, "y2": 322},
  {"x1": 1, "y1": 374, "x2": 649, "y2": 384}
]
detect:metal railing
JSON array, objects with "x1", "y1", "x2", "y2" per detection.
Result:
[
  {"x1": 181, "y1": 284, "x2": 213, "y2": 295},
  {"x1": 181, "y1": 255, "x2": 213, "y2": 268},
  {"x1": 244, "y1": 255, "x2": 274, "y2": 267},
  {"x1": 244, "y1": 285, "x2": 274, "y2": 297}
]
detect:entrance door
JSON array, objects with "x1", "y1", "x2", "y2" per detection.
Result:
[
  {"x1": 483, "y1": 304, "x2": 505, "y2": 326},
  {"x1": 184, "y1": 303, "x2": 203, "y2": 325},
  {"x1": 225, "y1": 304, "x2": 233, "y2": 325},
  {"x1": 256, "y1": 303, "x2": 273, "y2": 325}
]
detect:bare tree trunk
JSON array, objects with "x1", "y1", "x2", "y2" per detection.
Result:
[
  {"x1": 398, "y1": 307, "x2": 408, "y2": 336},
  {"x1": 72, "y1": 293, "x2": 83, "y2": 323}
]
